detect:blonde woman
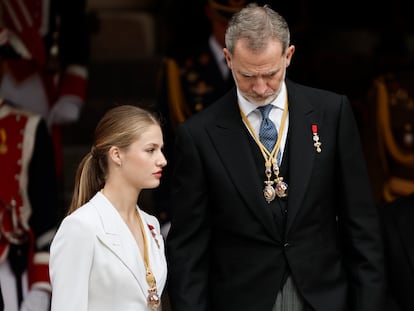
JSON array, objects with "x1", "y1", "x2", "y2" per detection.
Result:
[{"x1": 50, "y1": 105, "x2": 167, "y2": 310}]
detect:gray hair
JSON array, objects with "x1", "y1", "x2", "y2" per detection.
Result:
[{"x1": 225, "y1": 3, "x2": 290, "y2": 55}]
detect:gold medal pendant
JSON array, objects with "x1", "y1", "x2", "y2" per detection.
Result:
[
  {"x1": 272, "y1": 160, "x2": 288, "y2": 199},
  {"x1": 275, "y1": 177, "x2": 288, "y2": 198},
  {"x1": 136, "y1": 209, "x2": 161, "y2": 311},
  {"x1": 263, "y1": 181, "x2": 276, "y2": 203},
  {"x1": 147, "y1": 288, "x2": 160, "y2": 311},
  {"x1": 146, "y1": 269, "x2": 160, "y2": 310}
]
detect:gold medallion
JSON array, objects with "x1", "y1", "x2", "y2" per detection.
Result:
[
  {"x1": 239, "y1": 93, "x2": 290, "y2": 203},
  {"x1": 275, "y1": 178, "x2": 288, "y2": 198},
  {"x1": 263, "y1": 182, "x2": 276, "y2": 203},
  {"x1": 147, "y1": 288, "x2": 160, "y2": 311}
]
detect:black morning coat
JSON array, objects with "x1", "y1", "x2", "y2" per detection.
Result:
[{"x1": 167, "y1": 79, "x2": 386, "y2": 311}]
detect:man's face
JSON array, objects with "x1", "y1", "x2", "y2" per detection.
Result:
[{"x1": 224, "y1": 38, "x2": 294, "y2": 106}]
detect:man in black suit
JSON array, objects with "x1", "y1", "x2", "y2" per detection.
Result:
[{"x1": 166, "y1": 3, "x2": 385, "y2": 311}]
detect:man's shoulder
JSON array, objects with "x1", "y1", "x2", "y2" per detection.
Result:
[
  {"x1": 286, "y1": 79, "x2": 349, "y2": 111},
  {"x1": 286, "y1": 79, "x2": 344, "y2": 98}
]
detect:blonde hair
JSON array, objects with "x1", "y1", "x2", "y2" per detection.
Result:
[{"x1": 67, "y1": 105, "x2": 160, "y2": 215}]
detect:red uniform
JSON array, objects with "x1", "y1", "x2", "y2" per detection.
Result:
[
  {"x1": 0, "y1": 0, "x2": 89, "y2": 177},
  {"x1": 0, "y1": 101, "x2": 58, "y2": 310}
]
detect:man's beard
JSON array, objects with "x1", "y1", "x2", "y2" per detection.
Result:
[
  {"x1": 241, "y1": 91, "x2": 278, "y2": 106},
  {"x1": 233, "y1": 70, "x2": 285, "y2": 106}
]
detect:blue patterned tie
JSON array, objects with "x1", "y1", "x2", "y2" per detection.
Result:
[{"x1": 258, "y1": 105, "x2": 281, "y2": 162}]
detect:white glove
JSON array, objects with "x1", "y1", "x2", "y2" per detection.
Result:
[
  {"x1": 20, "y1": 288, "x2": 51, "y2": 311},
  {"x1": 48, "y1": 95, "x2": 82, "y2": 126}
]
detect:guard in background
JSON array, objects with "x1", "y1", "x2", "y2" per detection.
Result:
[
  {"x1": 158, "y1": 0, "x2": 246, "y2": 131},
  {"x1": 364, "y1": 71, "x2": 414, "y2": 203},
  {"x1": 0, "y1": 0, "x2": 89, "y2": 180},
  {"x1": 0, "y1": 99, "x2": 58, "y2": 310},
  {"x1": 156, "y1": 0, "x2": 251, "y2": 231},
  {"x1": 364, "y1": 67, "x2": 414, "y2": 311}
]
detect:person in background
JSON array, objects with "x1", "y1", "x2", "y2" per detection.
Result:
[
  {"x1": 156, "y1": 0, "x2": 253, "y2": 234},
  {"x1": 49, "y1": 105, "x2": 168, "y2": 311},
  {"x1": 166, "y1": 3, "x2": 385, "y2": 311},
  {"x1": 0, "y1": 0, "x2": 89, "y2": 180},
  {"x1": 0, "y1": 98, "x2": 58, "y2": 310},
  {"x1": 158, "y1": 0, "x2": 247, "y2": 130},
  {"x1": 363, "y1": 71, "x2": 414, "y2": 204}
]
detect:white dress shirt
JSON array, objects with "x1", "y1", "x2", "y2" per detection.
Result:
[{"x1": 238, "y1": 82, "x2": 289, "y2": 162}]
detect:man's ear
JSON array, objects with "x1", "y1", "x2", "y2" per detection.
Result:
[
  {"x1": 285, "y1": 45, "x2": 295, "y2": 67},
  {"x1": 223, "y1": 48, "x2": 231, "y2": 68}
]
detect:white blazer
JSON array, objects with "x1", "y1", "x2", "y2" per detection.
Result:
[{"x1": 49, "y1": 192, "x2": 167, "y2": 311}]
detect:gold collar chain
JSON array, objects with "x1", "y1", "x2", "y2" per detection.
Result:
[
  {"x1": 136, "y1": 210, "x2": 160, "y2": 310},
  {"x1": 240, "y1": 94, "x2": 289, "y2": 202}
]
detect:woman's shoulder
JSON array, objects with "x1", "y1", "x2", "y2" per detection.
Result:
[{"x1": 60, "y1": 195, "x2": 102, "y2": 229}]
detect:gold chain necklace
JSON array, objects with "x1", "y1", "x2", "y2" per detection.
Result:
[
  {"x1": 240, "y1": 95, "x2": 289, "y2": 202},
  {"x1": 136, "y1": 209, "x2": 160, "y2": 310}
]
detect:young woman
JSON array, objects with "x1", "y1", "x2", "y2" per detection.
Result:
[{"x1": 49, "y1": 105, "x2": 167, "y2": 310}]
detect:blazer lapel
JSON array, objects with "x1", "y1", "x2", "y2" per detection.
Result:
[
  {"x1": 90, "y1": 193, "x2": 148, "y2": 297},
  {"x1": 206, "y1": 92, "x2": 279, "y2": 240},
  {"x1": 285, "y1": 82, "x2": 317, "y2": 235}
]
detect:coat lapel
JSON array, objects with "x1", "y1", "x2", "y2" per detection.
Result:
[
  {"x1": 90, "y1": 193, "x2": 148, "y2": 297},
  {"x1": 285, "y1": 82, "x2": 317, "y2": 235},
  {"x1": 205, "y1": 92, "x2": 279, "y2": 239}
]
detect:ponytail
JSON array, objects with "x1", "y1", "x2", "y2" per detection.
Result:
[{"x1": 67, "y1": 151, "x2": 105, "y2": 215}]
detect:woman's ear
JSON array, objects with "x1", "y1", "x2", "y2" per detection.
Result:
[{"x1": 108, "y1": 146, "x2": 122, "y2": 167}]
